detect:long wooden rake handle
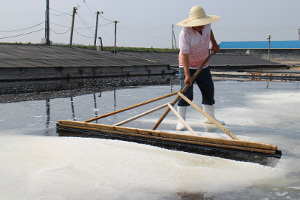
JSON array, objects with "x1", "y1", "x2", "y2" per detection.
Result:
[
  {"x1": 152, "y1": 53, "x2": 214, "y2": 130},
  {"x1": 84, "y1": 91, "x2": 178, "y2": 122}
]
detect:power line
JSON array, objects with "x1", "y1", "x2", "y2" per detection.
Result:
[
  {"x1": 80, "y1": 0, "x2": 118, "y2": 47},
  {"x1": 77, "y1": 13, "x2": 94, "y2": 35},
  {"x1": 81, "y1": 3, "x2": 96, "y2": 18},
  {"x1": 99, "y1": 22, "x2": 114, "y2": 27},
  {"x1": 100, "y1": 26, "x2": 114, "y2": 46},
  {"x1": 73, "y1": 29, "x2": 94, "y2": 38},
  {"x1": 0, "y1": 22, "x2": 44, "y2": 32},
  {"x1": 99, "y1": 15, "x2": 114, "y2": 23},
  {"x1": 0, "y1": 28, "x2": 44, "y2": 40},
  {"x1": 50, "y1": 21, "x2": 103, "y2": 30},
  {"x1": 50, "y1": 12, "x2": 71, "y2": 17},
  {"x1": 51, "y1": 28, "x2": 70, "y2": 35},
  {"x1": 50, "y1": 8, "x2": 72, "y2": 16},
  {"x1": 0, "y1": 12, "x2": 43, "y2": 16},
  {"x1": 77, "y1": 24, "x2": 95, "y2": 29},
  {"x1": 83, "y1": 0, "x2": 94, "y2": 14},
  {"x1": 50, "y1": 22, "x2": 71, "y2": 28}
]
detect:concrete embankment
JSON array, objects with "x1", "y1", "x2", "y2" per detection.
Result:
[
  {"x1": 0, "y1": 44, "x2": 176, "y2": 94},
  {"x1": 1, "y1": 43, "x2": 299, "y2": 94},
  {"x1": 0, "y1": 44, "x2": 175, "y2": 81}
]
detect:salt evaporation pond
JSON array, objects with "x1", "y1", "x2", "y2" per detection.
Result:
[{"x1": 0, "y1": 80, "x2": 300, "y2": 199}]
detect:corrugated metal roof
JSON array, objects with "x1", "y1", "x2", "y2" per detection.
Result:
[{"x1": 220, "y1": 40, "x2": 300, "y2": 49}]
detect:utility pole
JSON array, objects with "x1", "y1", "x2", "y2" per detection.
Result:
[
  {"x1": 45, "y1": 0, "x2": 50, "y2": 45},
  {"x1": 171, "y1": 24, "x2": 177, "y2": 52},
  {"x1": 268, "y1": 34, "x2": 271, "y2": 60},
  {"x1": 94, "y1": 11, "x2": 103, "y2": 49},
  {"x1": 172, "y1": 24, "x2": 174, "y2": 52},
  {"x1": 114, "y1": 21, "x2": 120, "y2": 54},
  {"x1": 69, "y1": 7, "x2": 78, "y2": 46}
]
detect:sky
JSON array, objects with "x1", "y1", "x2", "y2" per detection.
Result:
[{"x1": 0, "y1": 0, "x2": 299, "y2": 48}]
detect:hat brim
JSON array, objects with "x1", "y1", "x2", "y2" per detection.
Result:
[{"x1": 177, "y1": 15, "x2": 220, "y2": 27}]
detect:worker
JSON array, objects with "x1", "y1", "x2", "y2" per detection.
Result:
[{"x1": 176, "y1": 5, "x2": 224, "y2": 131}]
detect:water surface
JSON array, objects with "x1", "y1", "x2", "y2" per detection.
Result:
[{"x1": 0, "y1": 81, "x2": 299, "y2": 199}]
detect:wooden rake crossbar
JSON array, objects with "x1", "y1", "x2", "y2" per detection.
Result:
[
  {"x1": 167, "y1": 103, "x2": 198, "y2": 136},
  {"x1": 113, "y1": 103, "x2": 169, "y2": 126}
]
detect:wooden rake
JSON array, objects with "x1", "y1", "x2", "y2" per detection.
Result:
[{"x1": 84, "y1": 54, "x2": 239, "y2": 140}]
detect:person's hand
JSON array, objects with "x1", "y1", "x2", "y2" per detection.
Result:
[
  {"x1": 184, "y1": 75, "x2": 192, "y2": 86},
  {"x1": 211, "y1": 43, "x2": 220, "y2": 54}
]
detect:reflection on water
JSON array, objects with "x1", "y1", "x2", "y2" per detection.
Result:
[
  {"x1": 0, "y1": 84, "x2": 179, "y2": 136},
  {"x1": 45, "y1": 99, "x2": 50, "y2": 136},
  {"x1": 203, "y1": 123, "x2": 217, "y2": 132}
]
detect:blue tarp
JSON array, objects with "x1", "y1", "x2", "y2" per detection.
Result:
[{"x1": 220, "y1": 41, "x2": 300, "y2": 49}]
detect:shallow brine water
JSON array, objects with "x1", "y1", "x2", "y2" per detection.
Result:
[{"x1": 0, "y1": 81, "x2": 300, "y2": 200}]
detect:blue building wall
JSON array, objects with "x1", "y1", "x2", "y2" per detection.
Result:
[
  {"x1": 220, "y1": 41, "x2": 300, "y2": 49},
  {"x1": 219, "y1": 41, "x2": 300, "y2": 60}
]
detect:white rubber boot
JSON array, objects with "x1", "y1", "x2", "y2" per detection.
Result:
[
  {"x1": 176, "y1": 106, "x2": 187, "y2": 131},
  {"x1": 203, "y1": 104, "x2": 225, "y2": 125}
]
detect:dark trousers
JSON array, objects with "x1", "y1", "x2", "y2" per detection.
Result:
[{"x1": 178, "y1": 67, "x2": 215, "y2": 106}]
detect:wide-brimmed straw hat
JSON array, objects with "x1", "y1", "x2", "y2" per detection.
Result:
[{"x1": 177, "y1": 6, "x2": 220, "y2": 27}]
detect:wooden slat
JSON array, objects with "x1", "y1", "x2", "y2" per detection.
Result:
[
  {"x1": 114, "y1": 103, "x2": 169, "y2": 126},
  {"x1": 84, "y1": 91, "x2": 178, "y2": 123},
  {"x1": 177, "y1": 92, "x2": 239, "y2": 140},
  {"x1": 58, "y1": 120, "x2": 278, "y2": 151},
  {"x1": 167, "y1": 103, "x2": 198, "y2": 136},
  {"x1": 58, "y1": 122, "x2": 277, "y2": 155}
]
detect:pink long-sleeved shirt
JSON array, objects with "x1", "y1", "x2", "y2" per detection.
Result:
[{"x1": 178, "y1": 24, "x2": 211, "y2": 69}]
